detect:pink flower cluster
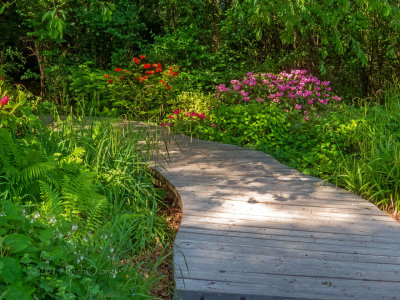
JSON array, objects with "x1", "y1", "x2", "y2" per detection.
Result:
[
  {"x1": 215, "y1": 69, "x2": 342, "y2": 120},
  {"x1": 0, "y1": 95, "x2": 9, "y2": 110},
  {"x1": 1, "y1": 95, "x2": 9, "y2": 105},
  {"x1": 161, "y1": 109, "x2": 206, "y2": 127},
  {"x1": 160, "y1": 122, "x2": 173, "y2": 127}
]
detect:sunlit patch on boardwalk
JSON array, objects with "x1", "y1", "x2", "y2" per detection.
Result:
[{"x1": 153, "y1": 135, "x2": 400, "y2": 300}]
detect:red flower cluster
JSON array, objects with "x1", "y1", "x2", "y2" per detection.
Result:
[
  {"x1": 104, "y1": 55, "x2": 178, "y2": 93},
  {"x1": 168, "y1": 66, "x2": 179, "y2": 76}
]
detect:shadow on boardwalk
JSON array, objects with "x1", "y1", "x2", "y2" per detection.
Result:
[{"x1": 152, "y1": 134, "x2": 400, "y2": 300}]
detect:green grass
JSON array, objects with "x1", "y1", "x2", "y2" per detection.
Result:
[{"x1": 0, "y1": 111, "x2": 175, "y2": 299}]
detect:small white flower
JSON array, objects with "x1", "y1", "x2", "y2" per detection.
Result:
[
  {"x1": 22, "y1": 208, "x2": 26, "y2": 214},
  {"x1": 83, "y1": 237, "x2": 88, "y2": 243},
  {"x1": 110, "y1": 247, "x2": 114, "y2": 253},
  {"x1": 71, "y1": 224, "x2": 78, "y2": 231},
  {"x1": 49, "y1": 217, "x2": 56, "y2": 224},
  {"x1": 57, "y1": 233, "x2": 62, "y2": 238},
  {"x1": 33, "y1": 212, "x2": 40, "y2": 219}
]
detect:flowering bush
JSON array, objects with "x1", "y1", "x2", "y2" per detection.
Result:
[
  {"x1": 0, "y1": 82, "x2": 36, "y2": 132},
  {"x1": 215, "y1": 69, "x2": 342, "y2": 121},
  {"x1": 160, "y1": 109, "x2": 207, "y2": 128},
  {"x1": 103, "y1": 55, "x2": 180, "y2": 118}
]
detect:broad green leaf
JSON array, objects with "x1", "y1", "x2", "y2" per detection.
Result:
[
  {"x1": 3, "y1": 283, "x2": 34, "y2": 300},
  {"x1": 383, "y1": 4, "x2": 391, "y2": 17},
  {"x1": 0, "y1": 3, "x2": 8, "y2": 15},
  {"x1": 4, "y1": 233, "x2": 32, "y2": 253},
  {"x1": 0, "y1": 257, "x2": 23, "y2": 284}
]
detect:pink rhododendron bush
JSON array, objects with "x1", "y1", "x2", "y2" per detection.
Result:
[
  {"x1": 215, "y1": 69, "x2": 342, "y2": 121},
  {"x1": 161, "y1": 69, "x2": 343, "y2": 128}
]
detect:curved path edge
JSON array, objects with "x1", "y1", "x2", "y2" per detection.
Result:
[{"x1": 149, "y1": 134, "x2": 400, "y2": 300}]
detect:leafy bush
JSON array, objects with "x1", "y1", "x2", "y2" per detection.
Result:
[{"x1": 215, "y1": 69, "x2": 343, "y2": 121}]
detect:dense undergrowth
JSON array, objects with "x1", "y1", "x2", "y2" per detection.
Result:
[{"x1": 0, "y1": 84, "x2": 174, "y2": 299}]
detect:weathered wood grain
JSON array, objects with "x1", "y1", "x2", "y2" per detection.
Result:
[{"x1": 153, "y1": 135, "x2": 400, "y2": 300}]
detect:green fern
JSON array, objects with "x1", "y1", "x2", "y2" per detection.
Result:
[{"x1": 38, "y1": 180, "x2": 65, "y2": 219}]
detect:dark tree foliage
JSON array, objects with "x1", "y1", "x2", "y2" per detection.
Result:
[{"x1": 1, "y1": 0, "x2": 400, "y2": 100}]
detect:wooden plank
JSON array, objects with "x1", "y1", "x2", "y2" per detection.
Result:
[
  {"x1": 175, "y1": 231, "x2": 400, "y2": 257},
  {"x1": 174, "y1": 277, "x2": 400, "y2": 300},
  {"x1": 180, "y1": 197, "x2": 383, "y2": 214},
  {"x1": 182, "y1": 208, "x2": 400, "y2": 230},
  {"x1": 173, "y1": 254, "x2": 400, "y2": 282},
  {"x1": 176, "y1": 190, "x2": 372, "y2": 205},
  {"x1": 175, "y1": 239, "x2": 400, "y2": 265},
  {"x1": 178, "y1": 226, "x2": 400, "y2": 248},
  {"x1": 180, "y1": 198, "x2": 387, "y2": 217},
  {"x1": 180, "y1": 215, "x2": 399, "y2": 239}
]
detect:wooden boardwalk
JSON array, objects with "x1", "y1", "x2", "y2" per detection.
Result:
[{"x1": 152, "y1": 135, "x2": 400, "y2": 300}]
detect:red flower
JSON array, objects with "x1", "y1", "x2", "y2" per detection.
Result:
[
  {"x1": 167, "y1": 86, "x2": 171, "y2": 90},
  {"x1": 199, "y1": 113, "x2": 205, "y2": 120},
  {"x1": 120, "y1": 76, "x2": 123, "y2": 80},
  {"x1": 173, "y1": 109, "x2": 179, "y2": 115},
  {"x1": 140, "y1": 55, "x2": 146, "y2": 60},
  {"x1": 1, "y1": 95, "x2": 9, "y2": 105},
  {"x1": 152, "y1": 64, "x2": 157, "y2": 68},
  {"x1": 133, "y1": 57, "x2": 140, "y2": 64},
  {"x1": 114, "y1": 68, "x2": 122, "y2": 72},
  {"x1": 143, "y1": 64, "x2": 151, "y2": 69},
  {"x1": 159, "y1": 80, "x2": 163, "y2": 83},
  {"x1": 104, "y1": 74, "x2": 110, "y2": 78},
  {"x1": 108, "y1": 79, "x2": 113, "y2": 83},
  {"x1": 144, "y1": 75, "x2": 148, "y2": 79},
  {"x1": 169, "y1": 115, "x2": 174, "y2": 119}
]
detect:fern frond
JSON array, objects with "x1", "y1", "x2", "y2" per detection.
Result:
[{"x1": 39, "y1": 180, "x2": 65, "y2": 218}]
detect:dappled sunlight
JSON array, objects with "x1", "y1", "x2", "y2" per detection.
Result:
[{"x1": 151, "y1": 133, "x2": 400, "y2": 299}]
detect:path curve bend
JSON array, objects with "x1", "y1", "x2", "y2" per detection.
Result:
[{"x1": 151, "y1": 135, "x2": 400, "y2": 300}]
